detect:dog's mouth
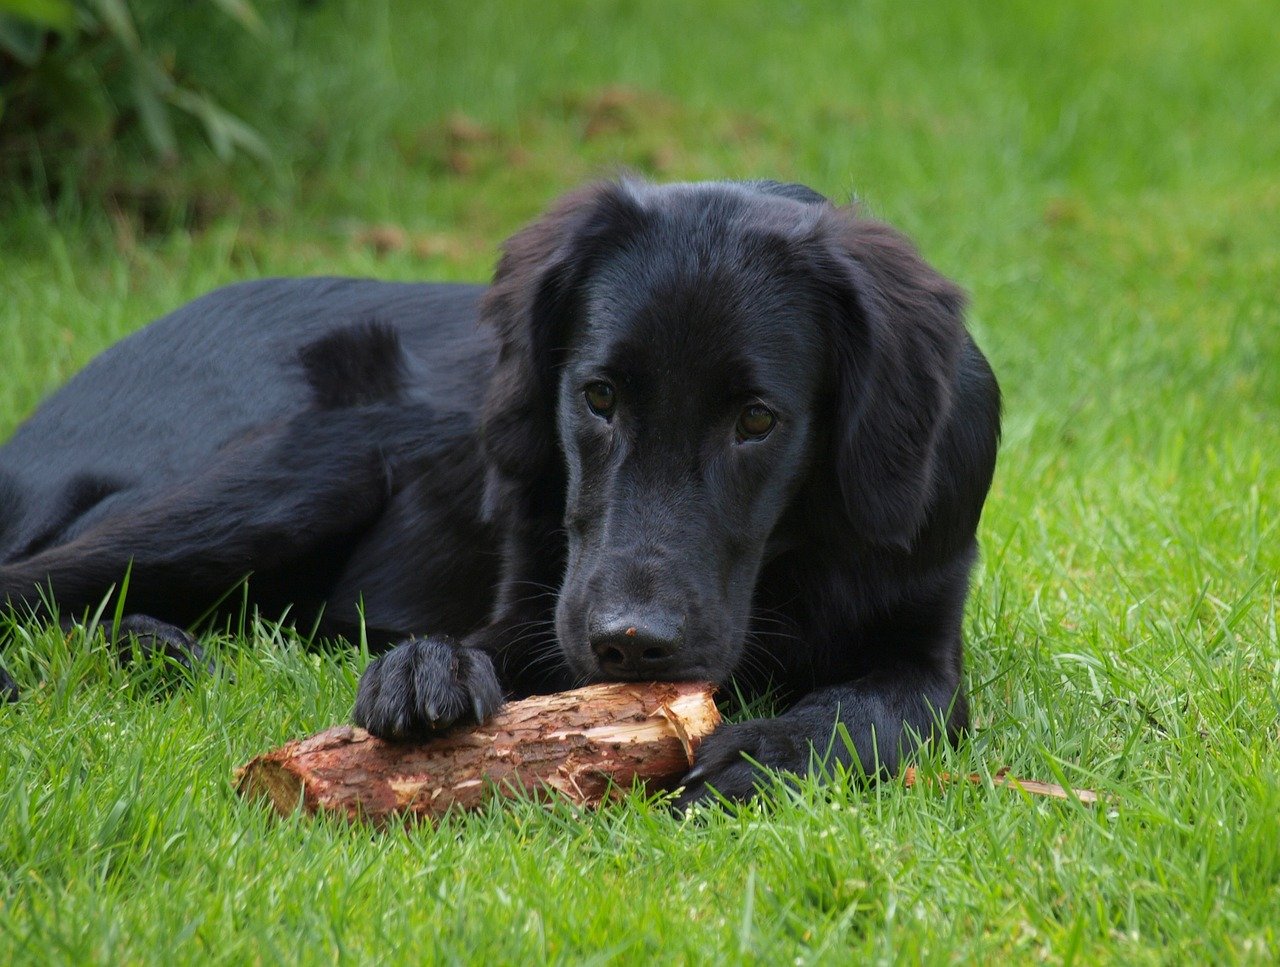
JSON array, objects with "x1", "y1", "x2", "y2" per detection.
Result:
[
  {"x1": 583, "y1": 657, "x2": 723, "y2": 684},
  {"x1": 578, "y1": 655, "x2": 731, "y2": 687}
]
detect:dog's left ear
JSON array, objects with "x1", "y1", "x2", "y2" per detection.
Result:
[
  {"x1": 812, "y1": 211, "x2": 967, "y2": 549},
  {"x1": 479, "y1": 182, "x2": 641, "y2": 518}
]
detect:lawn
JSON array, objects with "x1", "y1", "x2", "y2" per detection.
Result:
[{"x1": 2, "y1": 0, "x2": 1278, "y2": 962}]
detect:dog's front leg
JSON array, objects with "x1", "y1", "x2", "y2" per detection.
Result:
[{"x1": 353, "y1": 505, "x2": 576, "y2": 740}]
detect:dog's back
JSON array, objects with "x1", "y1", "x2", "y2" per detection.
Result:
[{"x1": 0, "y1": 278, "x2": 490, "y2": 564}]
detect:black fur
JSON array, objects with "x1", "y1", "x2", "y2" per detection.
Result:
[{"x1": 0, "y1": 180, "x2": 1000, "y2": 805}]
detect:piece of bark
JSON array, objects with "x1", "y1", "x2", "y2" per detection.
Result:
[
  {"x1": 903, "y1": 766, "x2": 1100, "y2": 804},
  {"x1": 235, "y1": 681, "x2": 720, "y2": 825}
]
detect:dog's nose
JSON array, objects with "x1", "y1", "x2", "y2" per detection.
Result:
[{"x1": 589, "y1": 609, "x2": 683, "y2": 678}]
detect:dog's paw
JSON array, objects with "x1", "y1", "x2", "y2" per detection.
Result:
[
  {"x1": 112, "y1": 614, "x2": 211, "y2": 674},
  {"x1": 1, "y1": 663, "x2": 18, "y2": 703},
  {"x1": 674, "y1": 718, "x2": 814, "y2": 810},
  {"x1": 353, "y1": 636, "x2": 504, "y2": 741}
]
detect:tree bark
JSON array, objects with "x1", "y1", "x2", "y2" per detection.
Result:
[{"x1": 235, "y1": 681, "x2": 720, "y2": 825}]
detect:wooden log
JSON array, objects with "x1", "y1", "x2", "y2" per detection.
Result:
[{"x1": 235, "y1": 681, "x2": 720, "y2": 825}]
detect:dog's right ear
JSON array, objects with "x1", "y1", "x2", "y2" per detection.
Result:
[{"x1": 479, "y1": 182, "x2": 641, "y2": 520}]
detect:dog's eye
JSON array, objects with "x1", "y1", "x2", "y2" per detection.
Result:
[
  {"x1": 736, "y1": 403, "x2": 776, "y2": 442},
  {"x1": 584, "y1": 381, "x2": 616, "y2": 419}
]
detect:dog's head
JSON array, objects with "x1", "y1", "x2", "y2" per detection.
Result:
[{"x1": 480, "y1": 179, "x2": 965, "y2": 684}]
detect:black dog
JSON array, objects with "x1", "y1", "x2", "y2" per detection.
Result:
[{"x1": 0, "y1": 179, "x2": 1000, "y2": 804}]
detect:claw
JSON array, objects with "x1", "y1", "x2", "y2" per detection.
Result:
[{"x1": 682, "y1": 763, "x2": 708, "y2": 784}]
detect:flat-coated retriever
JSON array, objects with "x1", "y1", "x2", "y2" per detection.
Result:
[{"x1": 0, "y1": 179, "x2": 1000, "y2": 804}]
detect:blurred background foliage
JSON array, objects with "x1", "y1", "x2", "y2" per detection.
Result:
[
  {"x1": 0, "y1": 0, "x2": 270, "y2": 192},
  {"x1": 4, "y1": 0, "x2": 1276, "y2": 235}
]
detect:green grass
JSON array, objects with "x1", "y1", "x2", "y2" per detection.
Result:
[{"x1": 2, "y1": 0, "x2": 1279, "y2": 961}]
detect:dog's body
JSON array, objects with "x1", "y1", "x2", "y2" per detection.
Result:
[
  {"x1": 1, "y1": 180, "x2": 1000, "y2": 803},
  {"x1": 0, "y1": 280, "x2": 503, "y2": 645}
]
